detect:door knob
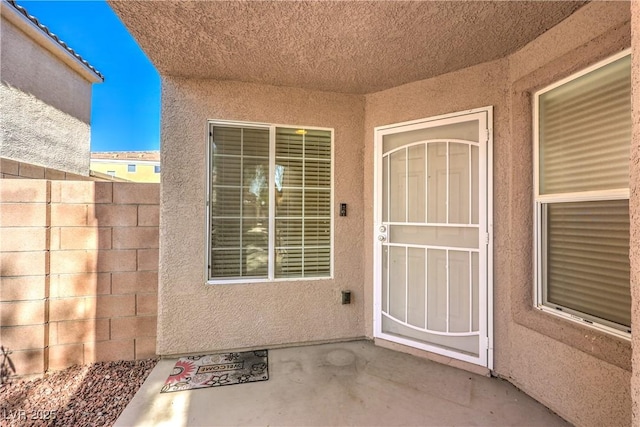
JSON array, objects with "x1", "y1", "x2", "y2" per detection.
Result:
[{"x1": 378, "y1": 235, "x2": 386, "y2": 241}]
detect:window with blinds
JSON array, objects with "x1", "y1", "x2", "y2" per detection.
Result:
[
  {"x1": 208, "y1": 122, "x2": 332, "y2": 282},
  {"x1": 535, "y1": 51, "x2": 631, "y2": 335}
]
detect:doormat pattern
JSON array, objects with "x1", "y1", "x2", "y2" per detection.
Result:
[{"x1": 161, "y1": 350, "x2": 268, "y2": 393}]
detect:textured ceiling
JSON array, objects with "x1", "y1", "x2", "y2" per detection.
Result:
[{"x1": 109, "y1": 1, "x2": 586, "y2": 94}]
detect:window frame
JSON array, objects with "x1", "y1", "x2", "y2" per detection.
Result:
[
  {"x1": 205, "y1": 119, "x2": 335, "y2": 285},
  {"x1": 533, "y1": 49, "x2": 631, "y2": 339},
  {"x1": 127, "y1": 164, "x2": 136, "y2": 173}
]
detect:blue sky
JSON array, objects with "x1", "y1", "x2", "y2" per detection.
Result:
[{"x1": 20, "y1": 0, "x2": 160, "y2": 152}]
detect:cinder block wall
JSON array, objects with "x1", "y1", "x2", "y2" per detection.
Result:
[
  {"x1": 0, "y1": 157, "x2": 120, "y2": 182},
  {"x1": 0, "y1": 157, "x2": 92, "y2": 181},
  {"x1": 0, "y1": 180, "x2": 159, "y2": 377}
]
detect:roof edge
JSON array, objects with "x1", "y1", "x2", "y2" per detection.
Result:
[{"x1": 2, "y1": 0, "x2": 104, "y2": 83}]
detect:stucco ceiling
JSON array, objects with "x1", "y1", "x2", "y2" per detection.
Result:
[{"x1": 109, "y1": 1, "x2": 586, "y2": 94}]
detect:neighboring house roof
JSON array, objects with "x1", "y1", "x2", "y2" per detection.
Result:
[
  {"x1": 91, "y1": 151, "x2": 160, "y2": 162},
  {"x1": 3, "y1": 0, "x2": 104, "y2": 82}
]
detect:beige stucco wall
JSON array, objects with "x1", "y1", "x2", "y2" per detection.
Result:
[
  {"x1": 158, "y1": 1, "x2": 635, "y2": 424},
  {"x1": 363, "y1": 58, "x2": 512, "y2": 375},
  {"x1": 363, "y1": 2, "x2": 632, "y2": 426},
  {"x1": 0, "y1": 16, "x2": 93, "y2": 176},
  {"x1": 158, "y1": 78, "x2": 365, "y2": 355},
  {"x1": 630, "y1": 1, "x2": 640, "y2": 425},
  {"x1": 504, "y1": 3, "x2": 631, "y2": 426}
]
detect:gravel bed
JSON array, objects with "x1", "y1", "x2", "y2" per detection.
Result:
[{"x1": 0, "y1": 359, "x2": 158, "y2": 427}]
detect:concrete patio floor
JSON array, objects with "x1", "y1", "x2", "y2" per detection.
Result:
[{"x1": 115, "y1": 340, "x2": 568, "y2": 426}]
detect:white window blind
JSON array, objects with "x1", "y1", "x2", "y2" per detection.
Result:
[
  {"x1": 275, "y1": 128, "x2": 331, "y2": 278},
  {"x1": 536, "y1": 51, "x2": 631, "y2": 333},
  {"x1": 544, "y1": 200, "x2": 630, "y2": 327},
  {"x1": 208, "y1": 123, "x2": 332, "y2": 282},
  {"x1": 539, "y1": 55, "x2": 631, "y2": 194},
  {"x1": 210, "y1": 126, "x2": 270, "y2": 279}
]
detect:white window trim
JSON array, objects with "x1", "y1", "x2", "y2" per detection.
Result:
[
  {"x1": 205, "y1": 119, "x2": 335, "y2": 285},
  {"x1": 533, "y1": 49, "x2": 631, "y2": 340}
]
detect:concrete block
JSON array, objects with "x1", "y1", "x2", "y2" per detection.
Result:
[
  {"x1": 97, "y1": 250, "x2": 138, "y2": 272},
  {"x1": 49, "y1": 295, "x2": 135, "y2": 321},
  {"x1": 0, "y1": 203, "x2": 48, "y2": 227},
  {"x1": 0, "y1": 179, "x2": 48, "y2": 202},
  {"x1": 85, "y1": 339, "x2": 134, "y2": 363},
  {"x1": 49, "y1": 297, "x2": 95, "y2": 322},
  {"x1": 94, "y1": 182, "x2": 114, "y2": 204},
  {"x1": 138, "y1": 205, "x2": 159, "y2": 226},
  {"x1": 50, "y1": 249, "x2": 136, "y2": 274},
  {"x1": 95, "y1": 294, "x2": 136, "y2": 318},
  {"x1": 66, "y1": 173, "x2": 91, "y2": 181},
  {"x1": 52, "y1": 318, "x2": 110, "y2": 345},
  {"x1": 136, "y1": 294, "x2": 158, "y2": 316},
  {"x1": 90, "y1": 204, "x2": 137, "y2": 227},
  {"x1": 112, "y1": 227, "x2": 158, "y2": 249},
  {"x1": 6, "y1": 348, "x2": 45, "y2": 376},
  {"x1": 0, "y1": 276, "x2": 47, "y2": 302},
  {"x1": 50, "y1": 181, "x2": 62, "y2": 203},
  {"x1": 59, "y1": 226, "x2": 112, "y2": 250},
  {"x1": 111, "y1": 316, "x2": 157, "y2": 339},
  {"x1": 59, "y1": 181, "x2": 93, "y2": 203},
  {"x1": 18, "y1": 163, "x2": 45, "y2": 179},
  {"x1": 113, "y1": 183, "x2": 159, "y2": 205},
  {"x1": 49, "y1": 227, "x2": 60, "y2": 250},
  {"x1": 48, "y1": 322, "x2": 57, "y2": 346},
  {"x1": 112, "y1": 271, "x2": 158, "y2": 294},
  {"x1": 51, "y1": 204, "x2": 87, "y2": 226},
  {"x1": 0, "y1": 251, "x2": 48, "y2": 276},
  {"x1": 48, "y1": 343, "x2": 84, "y2": 371},
  {"x1": 137, "y1": 248, "x2": 159, "y2": 271},
  {"x1": 0, "y1": 158, "x2": 19, "y2": 176},
  {"x1": 45, "y1": 168, "x2": 66, "y2": 180},
  {"x1": 56, "y1": 181, "x2": 113, "y2": 204},
  {"x1": 135, "y1": 336, "x2": 157, "y2": 359},
  {"x1": 0, "y1": 324, "x2": 45, "y2": 350},
  {"x1": 49, "y1": 249, "x2": 97, "y2": 274},
  {"x1": 0, "y1": 300, "x2": 46, "y2": 326},
  {"x1": 0, "y1": 227, "x2": 47, "y2": 252},
  {"x1": 49, "y1": 272, "x2": 111, "y2": 298}
]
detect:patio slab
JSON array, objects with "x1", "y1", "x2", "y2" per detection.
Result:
[{"x1": 115, "y1": 340, "x2": 568, "y2": 426}]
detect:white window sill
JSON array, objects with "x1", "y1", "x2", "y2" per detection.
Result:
[{"x1": 534, "y1": 305, "x2": 631, "y2": 341}]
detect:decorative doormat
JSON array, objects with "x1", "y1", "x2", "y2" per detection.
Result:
[{"x1": 161, "y1": 350, "x2": 269, "y2": 393}]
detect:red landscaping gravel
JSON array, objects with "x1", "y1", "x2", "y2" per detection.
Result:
[{"x1": 0, "y1": 359, "x2": 157, "y2": 427}]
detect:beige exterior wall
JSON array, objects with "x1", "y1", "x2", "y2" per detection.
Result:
[
  {"x1": 503, "y1": 3, "x2": 631, "y2": 426},
  {"x1": 363, "y1": 2, "x2": 632, "y2": 426},
  {"x1": 0, "y1": 15, "x2": 93, "y2": 176},
  {"x1": 90, "y1": 160, "x2": 161, "y2": 183},
  {"x1": 158, "y1": 78, "x2": 365, "y2": 355},
  {"x1": 630, "y1": 1, "x2": 640, "y2": 425},
  {"x1": 363, "y1": 57, "x2": 511, "y2": 373},
  {"x1": 156, "y1": 1, "x2": 635, "y2": 425},
  {"x1": 0, "y1": 180, "x2": 159, "y2": 377}
]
